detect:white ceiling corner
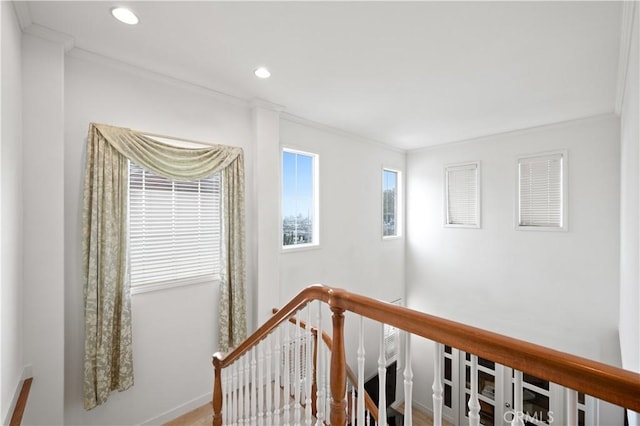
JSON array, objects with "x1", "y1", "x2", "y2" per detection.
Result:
[
  {"x1": 615, "y1": 0, "x2": 637, "y2": 114},
  {"x1": 12, "y1": 1, "x2": 32, "y2": 30},
  {"x1": 23, "y1": 23, "x2": 75, "y2": 52}
]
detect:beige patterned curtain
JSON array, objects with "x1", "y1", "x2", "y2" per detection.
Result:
[{"x1": 82, "y1": 123, "x2": 247, "y2": 409}]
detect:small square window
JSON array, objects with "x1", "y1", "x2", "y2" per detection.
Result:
[
  {"x1": 517, "y1": 151, "x2": 566, "y2": 231},
  {"x1": 445, "y1": 162, "x2": 480, "y2": 228}
]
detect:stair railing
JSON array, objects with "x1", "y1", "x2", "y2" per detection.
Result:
[
  {"x1": 213, "y1": 285, "x2": 640, "y2": 425},
  {"x1": 277, "y1": 308, "x2": 381, "y2": 424}
]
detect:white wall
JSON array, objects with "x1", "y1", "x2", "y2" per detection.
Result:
[
  {"x1": 277, "y1": 119, "x2": 406, "y2": 373},
  {"x1": 619, "y1": 4, "x2": 639, "y2": 424},
  {"x1": 0, "y1": 2, "x2": 24, "y2": 423},
  {"x1": 63, "y1": 52, "x2": 254, "y2": 425},
  {"x1": 21, "y1": 32, "x2": 65, "y2": 425},
  {"x1": 406, "y1": 114, "x2": 621, "y2": 412}
]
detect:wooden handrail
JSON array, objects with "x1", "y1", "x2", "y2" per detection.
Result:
[{"x1": 213, "y1": 285, "x2": 640, "y2": 425}]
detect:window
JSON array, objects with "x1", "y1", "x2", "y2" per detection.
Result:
[
  {"x1": 129, "y1": 161, "x2": 221, "y2": 292},
  {"x1": 282, "y1": 148, "x2": 319, "y2": 248},
  {"x1": 383, "y1": 168, "x2": 401, "y2": 237},
  {"x1": 517, "y1": 152, "x2": 566, "y2": 230},
  {"x1": 445, "y1": 162, "x2": 480, "y2": 228}
]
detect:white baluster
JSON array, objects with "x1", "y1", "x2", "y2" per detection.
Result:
[
  {"x1": 566, "y1": 388, "x2": 578, "y2": 426},
  {"x1": 294, "y1": 314, "x2": 302, "y2": 424},
  {"x1": 305, "y1": 305, "x2": 313, "y2": 425},
  {"x1": 432, "y1": 342, "x2": 444, "y2": 426},
  {"x1": 349, "y1": 385, "x2": 357, "y2": 426},
  {"x1": 274, "y1": 328, "x2": 282, "y2": 425},
  {"x1": 283, "y1": 320, "x2": 291, "y2": 425},
  {"x1": 266, "y1": 334, "x2": 273, "y2": 424},
  {"x1": 378, "y1": 323, "x2": 388, "y2": 425},
  {"x1": 244, "y1": 354, "x2": 250, "y2": 425},
  {"x1": 403, "y1": 333, "x2": 413, "y2": 426},
  {"x1": 232, "y1": 361, "x2": 238, "y2": 426},
  {"x1": 315, "y1": 301, "x2": 325, "y2": 426},
  {"x1": 258, "y1": 343, "x2": 264, "y2": 425},
  {"x1": 511, "y1": 370, "x2": 525, "y2": 426},
  {"x1": 357, "y1": 316, "x2": 365, "y2": 425},
  {"x1": 222, "y1": 368, "x2": 228, "y2": 426},
  {"x1": 251, "y1": 348, "x2": 257, "y2": 424},
  {"x1": 468, "y1": 355, "x2": 480, "y2": 426}
]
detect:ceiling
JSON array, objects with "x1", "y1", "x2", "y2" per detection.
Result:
[{"x1": 22, "y1": 1, "x2": 623, "y2": 150}]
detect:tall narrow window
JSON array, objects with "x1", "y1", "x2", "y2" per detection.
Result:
[
  {"x1": 383, "y1": 169, "x2": 401, "y2": 237},
  {"x1": 282, "y1": 148, "x2": 319, "y2": 248},
  {"x1": 129, "y1": 161, "x2": 221, "y2": 291},
  {"x1": 518, "y1": 152, "x2": 566, "y2": 230},
  {"x1": 445, "y1": 162, "x2": 480, "y2": 228}
]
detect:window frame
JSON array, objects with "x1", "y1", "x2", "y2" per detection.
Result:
[
  {"x1": 280, "y1": 147, "x2": 320, "y2": 251},
  {"x1": 515, "y1": 150, "x2": 568, "y2": 232},
  {"x1": 382, "y1": 167, "x2": 403, "y2": 239},
  {"x1": 444, "y1": 161, "x2": 481, "y2": 229},
  {"x1": 128, "y1": 161, "x2": 222, "y2": 295}
]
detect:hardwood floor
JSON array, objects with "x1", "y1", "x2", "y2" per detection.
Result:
[
  {"x1": 163, "y1": 402, "x2": 213, "y2": 426},
  {"x1": 164, "y1": 400, "x2": 455, "y2": 425}
]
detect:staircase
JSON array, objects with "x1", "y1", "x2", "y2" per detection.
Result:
[{"x1": 212, "y1": 285, "x2": 640, "y2": 425}]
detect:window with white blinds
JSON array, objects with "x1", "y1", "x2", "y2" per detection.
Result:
[
  {"x1": 129, "y1": 161, "x2": 221, "y2": 290},
  {"x1": 518, "y1": 152, "x2": 565, "y2": 230},
  {"x1": 445, "y1": 162, "x2": 480, "y2": 228}
]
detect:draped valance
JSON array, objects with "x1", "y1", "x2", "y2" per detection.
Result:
[{"x1": 82, "y1": 123, "x2": 247, "y2": 409}]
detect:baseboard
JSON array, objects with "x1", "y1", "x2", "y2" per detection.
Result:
[
  {"x1": 139, "y1": 392, "x2": 211, "y2": 426},
  {"x1": 2, "y1": 366, "x2": 33, "y2": 425}
]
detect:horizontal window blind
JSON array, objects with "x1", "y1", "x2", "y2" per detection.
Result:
[
  {"x1": 446, "y1": 163, "x2": 479, "y2": 226},
  {"x1": 518, "y1": 153, "x2": 563, "y2": 227},
  {"x1": 129, "y1": 161, "x2": 221, "y2": 287}
]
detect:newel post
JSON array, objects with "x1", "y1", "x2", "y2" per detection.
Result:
[
  {"x1": 330, "y1": 307, "x2": 347, "y2": 425},
  {"x1": 212, "y1": 354, "x2": 223, "y2": 426}
]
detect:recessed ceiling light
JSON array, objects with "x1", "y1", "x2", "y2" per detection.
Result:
[
  {"x1": 111, "y1": 7, "x2": 139, "y2": 25},
  {"x1": 254, "y1": 67, "x2": 271, "y2": 79}
]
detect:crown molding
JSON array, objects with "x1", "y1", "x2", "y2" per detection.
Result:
[
  {"x1": 615, "y1": 1, "x2": 637, "y2": 114},
  {"x1": 12, "y1": 1, "x2": 32, "y2": 31},
  {"x1": 409, "y1": 112, "x2": 617, "y2": 154},
  {"x1": 250, "y1": 98, "x2": 286, "y2": 112},
  {"x1": 67, "y1": 48, "x2": 249, "y2": 108},
  {"x1": 23, "y1": 24, "x2": 75, "y2": 52},
  {"x1": 280, "y1": 112, "x2": 406, "y2": 154}
]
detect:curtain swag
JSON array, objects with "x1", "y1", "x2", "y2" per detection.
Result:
[{"x1": 82, "y1": 123, "x2": 247, "y2": 409}]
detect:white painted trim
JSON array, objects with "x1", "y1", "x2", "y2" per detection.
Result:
[
  {"x1": 250, "y1": 97, "x2": 286, "y2": 112},
  {"x1": 139, "y1": 392, "x2": 211, "y2": 426},
  {"x1": 409, "y1": 113, "x2": 616, "y2": 154},
  {"x1": 23, "y1": 24, "x2": 74, "y2": 52},
  {"x1": 66, "y1": 48, "x2": 249, "y2": 108},
  {"x1": 130, "y1": 277, "x2": 217, "y2": 296},
  {"x1": 615, "y1": 1, "x2": 637, "y2": 114},
  {"x1": 12, "y1": 1, "x2": 31, "y2": 30},
  {"x1": 280, "y1": 112, "x2": 406, "y2": 154}
]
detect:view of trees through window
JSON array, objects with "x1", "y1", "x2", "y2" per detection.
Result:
[
  {"x1": 282, "y1": 149, "x2": 317, "y2": 247},
  {"x1": 383, "y1": 169, "x2": 398, "y2": 237}
]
